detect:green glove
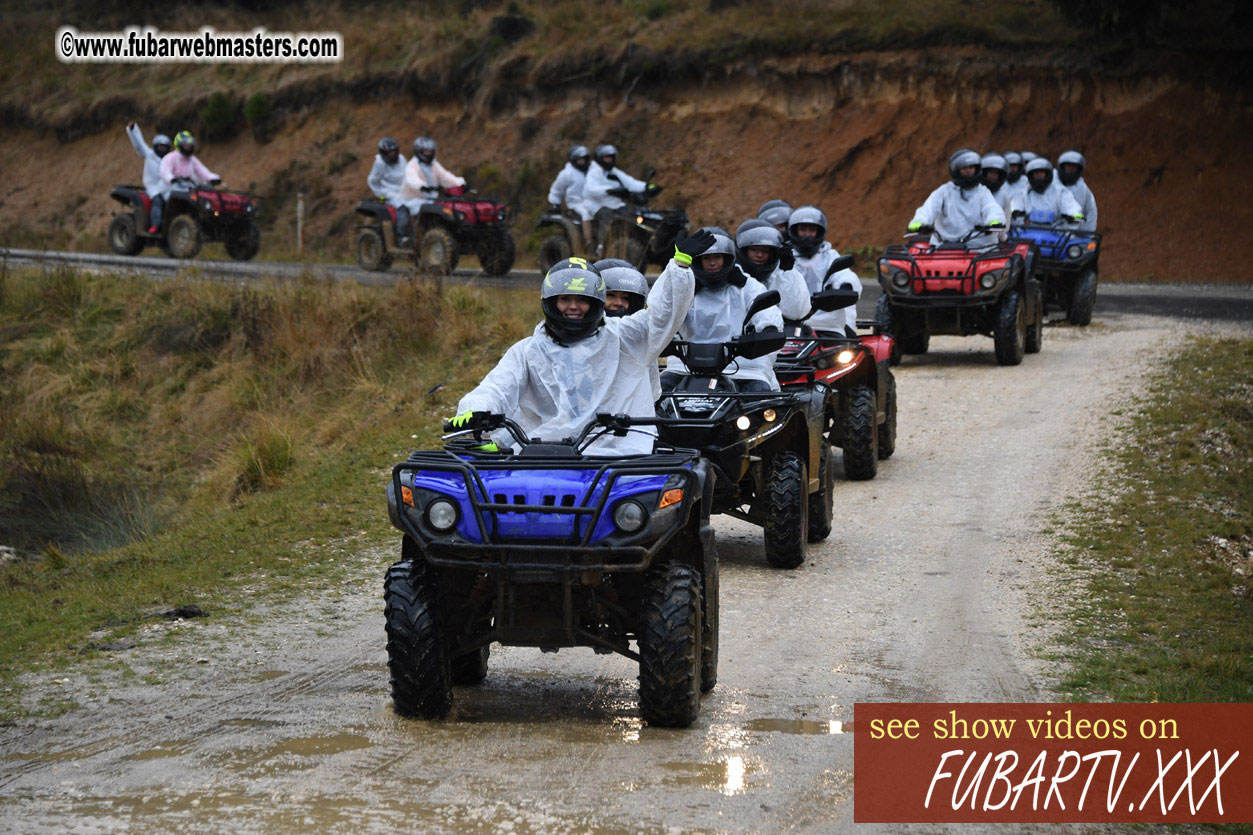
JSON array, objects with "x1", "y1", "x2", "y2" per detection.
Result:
[
  {"x1": 673, "y1": 229, "x2": 716, "y2": 267},
  {"x1": 908, "y1": 221, "x2": 922, "y2": 232},
  {"x1": 376, "y1": 194, "x2": 387, "y2": 202},
  {"x1": 473, "y1": 441, "x2": 500, "y2": 453},
  {"x1": 449, "y1": 410, "x2": 473, "y2": 428},
  {"x1": 1071, "y1": 213, "x2": 1084, "y2": 222},
  {"x1": 987, "y1": 220, "x2": 1004, "y2": 229}
]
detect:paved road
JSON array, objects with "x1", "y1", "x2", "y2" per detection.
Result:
[{"x1": 6, "y1": 247, "x2": 1251, "y2": 323}]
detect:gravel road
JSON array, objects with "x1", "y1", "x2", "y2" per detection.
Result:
[{"x1": 0, "y1": 305, "x2": 1248, "y2": 834}]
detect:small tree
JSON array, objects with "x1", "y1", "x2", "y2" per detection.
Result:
[
  {"x1": 244, "y1": 93, "x2": 273, "y2": 143},
  {"x1": 199, "y1": 92, "x2": 239, "y2": 141}
]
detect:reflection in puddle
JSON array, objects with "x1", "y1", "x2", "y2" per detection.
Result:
[
  {"x1": 742, "y1": 718, "x2": 846, "y2": 735},
  {"x1": 251, "y1": 669, "x2": 287, "y2": 681},
  {"x1": 122, "y1": 741, "x2": 191, "y2": 761},
  {"x1": 217, "y1": 718, "x2": 285, "y2": 729},
  {"x1": 216, "y1": 732, "x2": 374, "y2": 776},
  {"x1": 662, "y1": 755, "x2": 761, "y2": 795},
  {"x1": 266, "y1": 732, "x2": 374, "y2": 758}
]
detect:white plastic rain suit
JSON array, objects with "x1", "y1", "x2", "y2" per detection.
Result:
[
  {"x1": 456, "y1": 260, "x2": 695, "y2": 456},
  {"x1": 367, "y1": 152, "x2": 407, "y2": 204},
  {"x1": 398, "y1": 157, "x2": 465, "y2": 210},
  {"x1": 760, "y1": 265, "x2": 811, "y2": 322},
  {"x1": 796, "y1": 243, "x2": 861, "y2": 333},
  {"x1": 664, "y1": 270, "x2": 784, "y2": 390},
  {"x1": 582, "y1": 164, "x2": 647, "y2": 217},
  {"x1": 1063, "y1": 178, "x2": 1098, "y2": 232},
  {"x1": 1010, "y1": 182, "x2": 1084, "y2": 225},
  {"x1": 910, "y1": 182, "x2": 1006, "y2": 249},
  {"x1": 546, "y1": 162, "x2": 590, "y2": 221},
  {"x1": 126, "y1": 124, "x2": 168, "y2": 200}
]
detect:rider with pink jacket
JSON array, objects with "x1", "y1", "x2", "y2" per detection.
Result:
[
  {"x1": 159, "y1": 131, "x2": 219, "y2": 189},
  {"x1": 398, "y1": 136, "x2": 465, "y2": 210}
]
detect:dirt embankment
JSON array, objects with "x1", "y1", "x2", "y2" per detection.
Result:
[{"x1": 1, "y1": 46, "x2": 1249, "y2": 281}]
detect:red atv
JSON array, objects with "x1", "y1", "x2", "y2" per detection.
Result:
[
  {"x1": 775, "y1": 284, "x2": 898, "y2": 481},
  {"x1": 354, "y1": 186, "x2": 516, "y2": 275},
  {"x1": 874, "y1": 226, "x2": 1041, "y2": 366},
  {"x1": 108, "y1": 178, "x2": 261, "y2": 261}
]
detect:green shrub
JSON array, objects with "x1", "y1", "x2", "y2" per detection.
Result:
[
  {"x1": 243, "y1": 92, "x2": 272, "y2": 143},
  {"x1": 199, "y1": 92, "x2": 239, "y2": 140}
]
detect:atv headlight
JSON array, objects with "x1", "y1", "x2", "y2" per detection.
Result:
[
  {"x1": 836, "y1": 349, "x2": 855, "y2": 365},
  {"x1": 1066, "y1": 244, "x2": 1084, "y2": 259},
  {"x1": 200, "y1": 198, "x2": 212, "y2": 210},
  {"x1": 613, "y1": 500, "x2": 646, "y2": 533},
  {"x1": 736, "y1": 415, "x2": 751, "y2": 431},
  {"x1": 426, "y1": 498, "x2": 459, "y2": 532},
  {"x1": 891, "y1": 269, "x2": 910, "y2": 288},
  {"x1": 979, "y1": 269, "x2": 1000, "y2": 289}
]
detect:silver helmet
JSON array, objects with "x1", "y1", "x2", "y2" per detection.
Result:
[
  {"x1": 568, "y1": 144, "x2": 591, "y2": 172},
  {"x1": 152, "y1": 133, "x2": 172, "y2": 157},
  {"x1": 594, "y1": 258, "x2": 648, "y2": 317},
  {"x1": 949, "y1": 148, "x2": 983, "y2": 189},
  {"x1": 1025, "y1": 157, "x2": 1053, "y2": 193},
  {"x1": 980, "y1": 153, "x2": 1008, "y2": 193},
  {"x1": 593, "y1": 144, "x2": 618, "y2": 170},
  {"x1": 541, "y1": 257, "x2": 606, "y2": 344},
  {"x1": 690, "y1": 229, "x2": 740, "y2": 291},
  {"x1": 1057, "y1": 149, "x2": 1086, "y2": 186},
  {"x1": 787, "y1": 205, "x2": 827, "y2": 257},
  {"x1": 413, "y1": 136, "x2": 437, "y2": 163},
  {"x1": 1004, "y1": 151, "x2": 1024, "y2": 183},
  {"x1": 736, "y1": 219, "x2": 784, "y2": 280}
]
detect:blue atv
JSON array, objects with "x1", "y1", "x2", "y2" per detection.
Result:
[
  {"x1": 1010, "y1": 209, "x2": 1102, "y2": 326},
  {"x1": 384, "y1": 412, "x2": 718, "y2": 727}
]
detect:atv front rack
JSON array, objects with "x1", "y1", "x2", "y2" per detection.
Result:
[{"x1": 392, "y1": 449, "x2": 703, "y2": 576}]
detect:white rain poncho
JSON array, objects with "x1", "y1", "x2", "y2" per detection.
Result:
[
  {"x1": 367, "y1": 152, "x2": 407, "y2": 203},
  {"x1": 910, "y1": 182, "x2": 1007, "y2": 250},
  {"x1": 735, "y1": 221, "x2": 811, "y2": 321},
  {"x1": 765, "y1": 266, "x2": 811, "y2": 321},
  {"x1": 1063, "y1": 178, "x2": 1098, "y2": 232},
  {"x1": 546, "y1": 162, "x2": 590, "y2": 221},
  {"x1": 1010, "y1": 181, "x2": 1084, "y2": 225},
  {"x1": 664, "y1": 270, "x2": 784, "y2": 389},
  {"x1": 796, "y1": 242, "x2": 862, "y2": 333},
  {"x1": 126, "y1": 124, "x2": 168, "y2": 199},
  {"x1": 457, "y1": 260, "x2": 695, "y2": 456},
  {"x1": 583, "y1": 164, "x2": 647, "y2": 216}
]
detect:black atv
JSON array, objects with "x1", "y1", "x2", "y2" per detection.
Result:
[
  {"x1": 600, "y1": 168, "x2": 689, "y2": 271},
  {"x1": 774, "y1": 284, "x2": 898, "y2": 481},
  {"x1": 654, "y1": 291, "x2": 835, "y2": 568},
  {"x1": 108, "y1": 178, "x2": 261, "y2": 261},
  {"x1": 385, "y1": 412, "x2": 717, "y2": 727},
  {"x1": 536, "y1": 206, "x2": 585, "y2": 272},
  {"x1": 354, "y1": 186, "x2": 515, "y2": 276}
]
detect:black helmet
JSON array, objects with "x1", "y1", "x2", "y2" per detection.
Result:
[
  {"x1": 541, "y1": 258, "x2": 606, "y2": 344},
  {"x1": 593, "y1": 143, "x2": 617, "y2": 170},
  {"x1": 1026, "y1": 158, "x2": 1053, "y2": 194},
  {"x1": 174, "y1": 130, "x2": 196, "y2": 157},
  {"x1": 1057, "y1": 150, "x2": 1086, "y2": 186},
  {"x1": 949, "y1": 148, "x2": 982, "y2": 189},
  {"x1": 378, "y1": 137, "x2": 400, "y2": 164},
  {"x1": 735, "y1": 219, "x2": 782, "y2": 281},
  {"x1": 152, "y1": 133, "x2": 172, "y2": 157},
  {"x1": 690, "y1": 229, "x2": 741, "y2": 291},
  {"x1": 980, "y1": 153, "x2": 1008, "y2": 194},
  {"x1": 569, "y1": 144, "x2": 591, "y2": 172},
  {"x1": 594, "y1": 258, "x2": 648, "y2": 317},
  {"x1": 787, "y1": 205, "x2": 827, "y2": 258},
  {"x1": 413, "y1": 136, "x2": 436, "y2": 164}
]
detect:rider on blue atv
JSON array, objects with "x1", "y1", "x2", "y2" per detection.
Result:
[
  {"x1": 1010, "y1": 159, "x2": 1084, "y2": 226},
  {"x1": 451, "y1": 234, "x2": 714, "y2": 455},
  {"x1": 1057, "y1": 150, "x2": 1098, "y2": 233}
]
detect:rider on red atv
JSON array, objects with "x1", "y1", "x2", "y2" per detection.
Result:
[
  {"x1": 125, "y1": 121, "x2": 171, "y2": 233},
  {"x1": 908, "y1": 148, "x2": 1006, "y2": 246},
  {"x1": 159, "y1": 132, "x2": 220, "y2": 205},
  {"x1": 368, "y1": 137, "x2": 410, "y2": 246},
  {"x1": 399, "y1": 136, "x2": 466, "y2": 209}
]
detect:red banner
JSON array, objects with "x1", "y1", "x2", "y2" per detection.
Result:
[{"x1": 854, "y1": 703, "x2": 1253, "y2": 823}]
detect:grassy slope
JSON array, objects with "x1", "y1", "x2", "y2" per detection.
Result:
[
  {"x1": 4, "y1": 0, "x2": 1077, "y2": 129},
  {"x1": 0, "y1": 266, "x2": 535, "y2": 717},
  {"x1": 1046, "y1": 336, "x2": 1253, "y2": 703}
]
